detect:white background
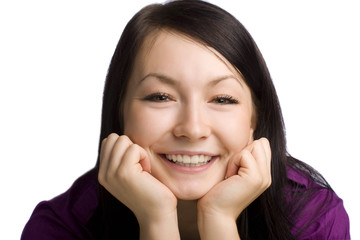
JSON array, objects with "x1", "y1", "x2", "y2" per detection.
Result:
[{"x1": 1, "y1": 1, "x2": 359, "y2": 239}]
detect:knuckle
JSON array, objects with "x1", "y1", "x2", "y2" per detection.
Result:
[
  {"x1": 101, "y1": 138, "x2": 107, "y2": 146},
  {"x1": 260, "y1": 137, "x2": 269, "y2": 144},
  {"x1": 240, "y1": 149, "x2": 252, "y2": 160},
  {"x1": 129, "y1": 143, "x2": 139, "y2": 151},
  {"x1": 128, "y1": 143, "x2": 137, "y2": 149},
  {"x1": 108, "y1": 133, "x2": 119, "y2": 140},
  {"x1": 98, "y1": 172, "x2": 106, "y2": 185},
  {"x1": 252, "y1": 140, "x2": 262, "y2": 148},
  {"x1": 118, "y1": 134, "x2": 129, "y2": 142},
  {"x1": 126, "y1": 143, "x2": 141, "y2": 155}
]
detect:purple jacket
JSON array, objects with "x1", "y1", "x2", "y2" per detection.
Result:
[{"x1": 21, "y1": 167, "x2": 350, "y2": 239}]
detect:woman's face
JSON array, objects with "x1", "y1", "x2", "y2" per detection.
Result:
[{"x1": 123, "y1": 30, "x2": 255, "y2": 200}]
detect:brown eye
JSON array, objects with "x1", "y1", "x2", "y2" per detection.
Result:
[
  {"x1": 212, "y1": 95, "x2": 239, "y2": 104},
  {"x1": 144, "y1": 92, "x2": 173, "y2": 102}
]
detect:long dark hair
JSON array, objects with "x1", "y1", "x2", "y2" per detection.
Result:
[{"x1": 90, "y1": 1, "x2": 332, "y2": 239}]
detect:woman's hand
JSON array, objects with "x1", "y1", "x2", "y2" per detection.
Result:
[
  {"x1": 98, "y1": 133, "x2": 180, "y2": 240},
  {"x1": 197, "y1": 138, "x2": 272, "y2": 239}
]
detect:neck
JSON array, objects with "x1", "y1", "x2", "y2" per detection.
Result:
[{"x1": 177, "y1": 199, "x2": 200, "y2": 240}]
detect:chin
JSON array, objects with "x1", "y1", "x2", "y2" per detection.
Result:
[
  {"x1": 177, "y1": 195, "x2": 205, "y2": 201},
  {"x1": 176, "y1": 193, "x2": 205, "y2": 201},
  {"x1": 170, "y1": 185, "x2": 212, "y2": 200}
]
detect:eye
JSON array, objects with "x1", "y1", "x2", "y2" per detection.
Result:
[
  {"x1": 211, "y1": 95, "x2": 239, "y2": 104},
  {"x1": 143, "y1": 92, "x2": 174, "y2": 102}
]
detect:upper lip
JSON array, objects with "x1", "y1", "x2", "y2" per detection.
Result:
[{"x1": 160, "y1": 151, "x2": 217, "y2": 156}]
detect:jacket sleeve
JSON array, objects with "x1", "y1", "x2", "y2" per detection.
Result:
[
  {"x1": 294, "y1": 189, "x2": 350, "y2": 240},
  {"x1": 21, "y1": 201, "x2": 79, "y2": 240}
]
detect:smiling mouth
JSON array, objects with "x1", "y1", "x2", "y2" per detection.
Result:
[{"x1": 163, "y1": 154, "x2": 213, "y2": 167}]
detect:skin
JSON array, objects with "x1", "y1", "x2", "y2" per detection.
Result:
[{"x1": 98, "y1": 30, "x2": 272, "y2": 240}]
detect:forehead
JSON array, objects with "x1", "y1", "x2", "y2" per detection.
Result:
[{"x1": 131, "y1": 29, "x2": 242, "y2": 82}]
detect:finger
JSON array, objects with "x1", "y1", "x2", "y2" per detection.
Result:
[
  {"x1": 225, "y1": 149, "x2": 256, "y2": 178},
  {"x1": 225, "y1": 140, "x2": 257, "y2": 178},
  {"x1": 258, "y1": 138, "x2": 271, "y2": 162},
  {"x1": 252, "y1": 138, "x2": 272, "y2": 187},
  {"x1": 225, "y1": 153, "x2": 241, "y2": 178},
  {"x1": 118, "y1": 143, "x2": 151, "y2": 174},
  {"x1": 259, "y1": 138, "x2": 271, "y2": 176},
  {"x1": 253, "y1": 138, "x2": 272, "y2": 177},
  {"x1": 251, "y1": 139, "x2": 267, "y2": 165},
  {"x1": 107, "y1": 135, "x2": 133, "y2": 174},
  {"x1": 99, "y1": 133, "x2": 120, "y2": 180},
  {"x1": 100, "y1": 137, "x2": 108, "y2": 162}
]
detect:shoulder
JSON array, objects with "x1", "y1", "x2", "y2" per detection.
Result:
[
  {"x1": 286, "y1": 163, "x2": 350, "y2": 239},
  {"x1": 21, "y1": 168, "x2": 99, "y2": 240}
]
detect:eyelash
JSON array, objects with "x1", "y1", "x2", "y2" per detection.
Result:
[
  {"x1": 143, "y1": 92, "x2": 239, "y2": 104},
  {"x1": 143, "y1": 92, "x2": 173, "y2": 102},
  {"x1": 211, "y1": 95, "x2": 239, "y2": 104}
]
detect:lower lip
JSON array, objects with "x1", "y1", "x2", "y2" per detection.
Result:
[{"x1": 160, "y1": 155, "x2": 218, "y2": 173}]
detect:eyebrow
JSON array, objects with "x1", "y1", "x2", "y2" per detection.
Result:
[
  {"x1": 139, "y1": 73, "x2": 177, "y2": 86},
  {"x1": 139, "y1": 73, "x2": 244, "y2": 88}
]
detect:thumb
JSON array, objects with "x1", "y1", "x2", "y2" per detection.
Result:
[
  {"x1": 225, "y1": 142, "x2": 255, "y2": 179},
  {"x1": 137, "y1": 146, "x2": 151, "y2": 173},
  {"x1": 139, "y1": 156, "x2": 151, "y2": 173},
  {"x1": 225, "y1": 152, "x2": 242, "y2": 178},
  {"x1": 121, "y1": 144, "x2": 152, "y2": 173}
]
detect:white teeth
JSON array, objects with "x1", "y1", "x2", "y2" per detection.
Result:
[
  {"x1": 192, "y1": 155, "x2": 199, "y2": 164},
  {"x1": 183, "y1": 155, "x2": 190, "y2": 164},
  {"x1": 165, "y1": 154, "x2": 212, "y2": 166}
]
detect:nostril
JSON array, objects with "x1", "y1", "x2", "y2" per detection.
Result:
[{"x1": 173, "y1": 120, "x2": 211, "y2": 141}]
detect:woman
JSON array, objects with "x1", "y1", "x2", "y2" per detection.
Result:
[{"x1": 22, "y1": 1, "x2": 350, "y2": 239}]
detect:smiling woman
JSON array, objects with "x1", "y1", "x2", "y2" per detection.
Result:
[
  {"x1": 122, "y1": 31, "x2": 255, "y2": 201},
  {"x1": 20, "y1": 1, "x2": 350, "y2": 240}
]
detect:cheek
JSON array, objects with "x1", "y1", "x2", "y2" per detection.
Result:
[
  {"x1": 123, "y1": 103, "x2": 172, "y2": 146},
  {"x1": 211, "y1": 110, "x2": 253, "y2": 152}
]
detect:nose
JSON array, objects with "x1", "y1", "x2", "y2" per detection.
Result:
[{"x1": 173, "y1": 102, "x2": 211, "y2": 141}]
